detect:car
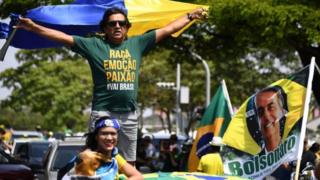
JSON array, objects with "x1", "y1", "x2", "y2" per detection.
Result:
[
  {"x1": 11, "y1": 139, "x2": 45, "y2": 155},
  {"x1": 0, "y1": 148, "x2": 34, "y2": 180},
  {"x1": 12, "y1": 140, "x2": 51, "y2": 179},
  {"x1": 144, "y1": 131, "x2": 187, "y2": 150},
  {"x1": 42, "y1": 139, "x2": 85, "y2": 180},
  {"x1": 11, "y1": 130, "x2": 43, "y2": 140}
]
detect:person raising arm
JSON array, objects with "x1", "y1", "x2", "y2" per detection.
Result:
[
  {"x1": 15, "y1": 17, "x2": 74, "y2": 46},
  {"x1": 15, "y1": 7, "x2": 207, "y2": 166},
  {"x1": 156, "y1": 7, "x2": 207, "y2": 43}
]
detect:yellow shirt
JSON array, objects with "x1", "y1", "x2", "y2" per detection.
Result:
[
  {"x1": 197, "y1": 153, "x2": 224, "y2": 175},
  {"x1": 115, "y1": 154, "x2": 127, "y2": 171},
  {"x1": 3, "y1": 131, "x2": 12, "y2": 143}
]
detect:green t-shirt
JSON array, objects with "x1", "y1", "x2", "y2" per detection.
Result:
[{"x1": 71, "y1": 31, "x2": 156, "y2": 112}]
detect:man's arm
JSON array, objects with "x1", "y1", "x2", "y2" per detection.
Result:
[
  {"x1": 16, "y1": 17, "x2": 74, "y2": 46},
  {"x1": 155, "y1": 7, "x2": 207, "y2": 43}
]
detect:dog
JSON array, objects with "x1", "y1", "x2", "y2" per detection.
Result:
[{"x1": 75, "y1": 149, "x2": 112, "y2": 176}]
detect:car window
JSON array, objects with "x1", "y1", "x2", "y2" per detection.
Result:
[
  {"x1": 29, "y1": 143, "x2": 50, "y2": 166},
  {"x1": 30, "y1": 143, "x2": 50, "y2": 158},
  {"x1": 51, "y1": 145, "x2": 83, "y2": 171},
  {"x1": 12, "y1": 142, "x2": 24, "y2": 155},
  {"x1": 16, "y1": 144, "x2": 28, "y2": 159}
]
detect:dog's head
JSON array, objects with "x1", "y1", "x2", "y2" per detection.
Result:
[{"x1": 75, "y1": 150, "x2": 112, "y2": 176}]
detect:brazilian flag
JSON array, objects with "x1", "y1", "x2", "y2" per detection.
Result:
[
  {"x1": 221, "y1": 65, "x2": 313, "y2": 179},
  {"x1": 222, "y1": 66, "x2": 309, "y2": 155},
  {"x1": 0, "y1": 0, "x2": 208, "y2": 49},
  {"x1": 188, "y1": 84, "x2": 232, "y2": 171},
  {"x1": 142, "y1": 172, "x2": 248, "y2": 180}
]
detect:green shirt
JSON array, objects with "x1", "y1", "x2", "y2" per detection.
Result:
[{"x1": 71, "y1": 31, "x2": 156, "y2": 112}]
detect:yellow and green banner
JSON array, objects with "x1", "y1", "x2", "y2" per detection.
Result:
[
  {"x1": 126, "y1": 0, "x2": 209, "y2": 37},
  {"x1": 221, "y1": 65, "x2": 312, "y2": 179},
  {"x1": 188, "y1": 84, "x2": 232, "y2": 171},
  {"x1": 142, "y1": 172, "x2": 248, "y2": 180}
]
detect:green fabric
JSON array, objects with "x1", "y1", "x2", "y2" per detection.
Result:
[
  {"x1": 71, "y1": 31, "x2": 156, "y2": 112},
  {"x1": 199, "y1": 85, "x2": 232, "y2": 137},
  {"x1": 287, "y1": 65, "x2": 309, "y2": 87},
  {"x1": 188, "y1": 84, "x2": 233, "y2": 171}
]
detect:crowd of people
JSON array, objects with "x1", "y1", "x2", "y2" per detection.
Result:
[
  {"x1": 136, "y1": 133, "x2": 188, "y2": 173},
  {"x1": 1, "y1": 121, "x2": 320, "y2": 179},
  {"x1": 301, "y1": 140, "x2": 320, "y2": 179},
  {"x1": 1, "y1": 2, "x2": 320, "y2": 180}
]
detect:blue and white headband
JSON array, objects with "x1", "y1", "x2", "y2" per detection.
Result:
[{"x1": 95, "y1": 118, "x2": 120, "y2": 131}]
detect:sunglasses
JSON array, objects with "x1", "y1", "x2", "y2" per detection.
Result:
[{"x1": 106, "y1": 20, "x2": 127, "y2": 27}]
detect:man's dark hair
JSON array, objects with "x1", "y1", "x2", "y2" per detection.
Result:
[
  {"x1": 255, "y1": 86, "x2": 287, "y2": 112},
  {"x1": 309, "y1": 143, "x2": 320, "y2": 153},
  {"x1": 246, "y1": 86, "x2": 288, "y2": 149},
  {"x1": 99, "y1": 7, "x2": 132, "y2": 31},
  {"x1": 255, "y1": 86, "x2": 288, "y2": 128},
  {"x1": 0, "y1": 128, "x2": 5, "y2": 135}
]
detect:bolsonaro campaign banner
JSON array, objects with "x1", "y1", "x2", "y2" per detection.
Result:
[{"x1": 221, "y1": 64, "x2": 315, "y2": 179}]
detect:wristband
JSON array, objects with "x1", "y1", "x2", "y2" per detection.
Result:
[{"x1": 187, "y1": 13, "x2": 193, "y2": 21}]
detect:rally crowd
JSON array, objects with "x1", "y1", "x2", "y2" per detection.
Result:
[
  {"x1": 1, "y1": 123, "x2": 320, "y2": 179},
  {"x1": 1, "y1": 1, "x2": 320, "y2": 180}
]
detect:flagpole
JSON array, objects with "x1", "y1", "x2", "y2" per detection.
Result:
[
  {"x1": 294, "y1": 57, "x2": 316, "y2": 180},
  {"x1": 0, "y1": 28, "x2": 17, "y2": 61},
  {"x1": 221, "y1": 79, "x2": 234, "y2": 116},
  {"x1": 315, "y1": 61, "x2": 320, "y2": 75}
]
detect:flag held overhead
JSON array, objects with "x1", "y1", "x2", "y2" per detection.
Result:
[
  {"x1": 0, "y1": 15, "x2": 20, "y2": 61},
  {"x1": 1, "y1": 0, "x2": 208, "y2": 49},
  {"x1": 0, "y1": 22, "x2": 9, "y2": 39}
]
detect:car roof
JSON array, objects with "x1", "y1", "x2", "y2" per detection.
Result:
[
  {"x1": 12, "y1": 130, "x2": 43, "y2": 136},
  {"x1": 13, "y1": 139, "x2": 48, "y2": 143},
  {"x1": 51, "y1": 139, "x2": 85, "y2": 146},
  {"x1": 63, "y1": 136, "x2": 86, "y2": 142},
  {"x1": 147, "y1": 131, "x2": 187, "y2": 140},
  {"x1": 11, "y1": 130, "x2": 43, "y2": 141}
]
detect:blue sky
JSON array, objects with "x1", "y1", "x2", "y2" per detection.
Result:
[
  {"x1": 0, "y1": 40, "x2": 19, "y2": 100},
  {"x1": 0, "y1": 18, "x2": 19, "y2": 100}
]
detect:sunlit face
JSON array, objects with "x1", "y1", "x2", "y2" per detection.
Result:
[
  {"x1": 104, "y1": 13, "x2": 128, "y2": 44},
  {"x1": 95, "y1": 126, "x2": 118, "y2": 154},
  {"x1": 256, "y1": 91, "x2": 284, "y2": 151}
]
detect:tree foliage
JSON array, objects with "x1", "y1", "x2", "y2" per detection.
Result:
[
  {"x1": 0, "y1": 107, "x2": 44, "y2": 130},
  {"x1": 162, "y1": 27, "x2": 300, "y2": 106},
  {"x1": 207, "y1": 0, "x2": 320, "y2": 61},
  {"x1": 205, "y1": 0, "x2": 320, "y2": 101},
  {"x1": 0, "y1": 48, "x2": 92, "y2": 131}
]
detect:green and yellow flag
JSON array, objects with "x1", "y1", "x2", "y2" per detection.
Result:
[
  {"x1": 221, "y1": 65, "x2": 313, "y2": 179},
  {"x1": 188, "y1": 84, "x2": 232, "y2": 171},
  {"x1": 142, "y1": 172, "x2": 248, "y2": 180},
  {"x1": 126, "y1": 0, "x2": 209, "y2": 37}
]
